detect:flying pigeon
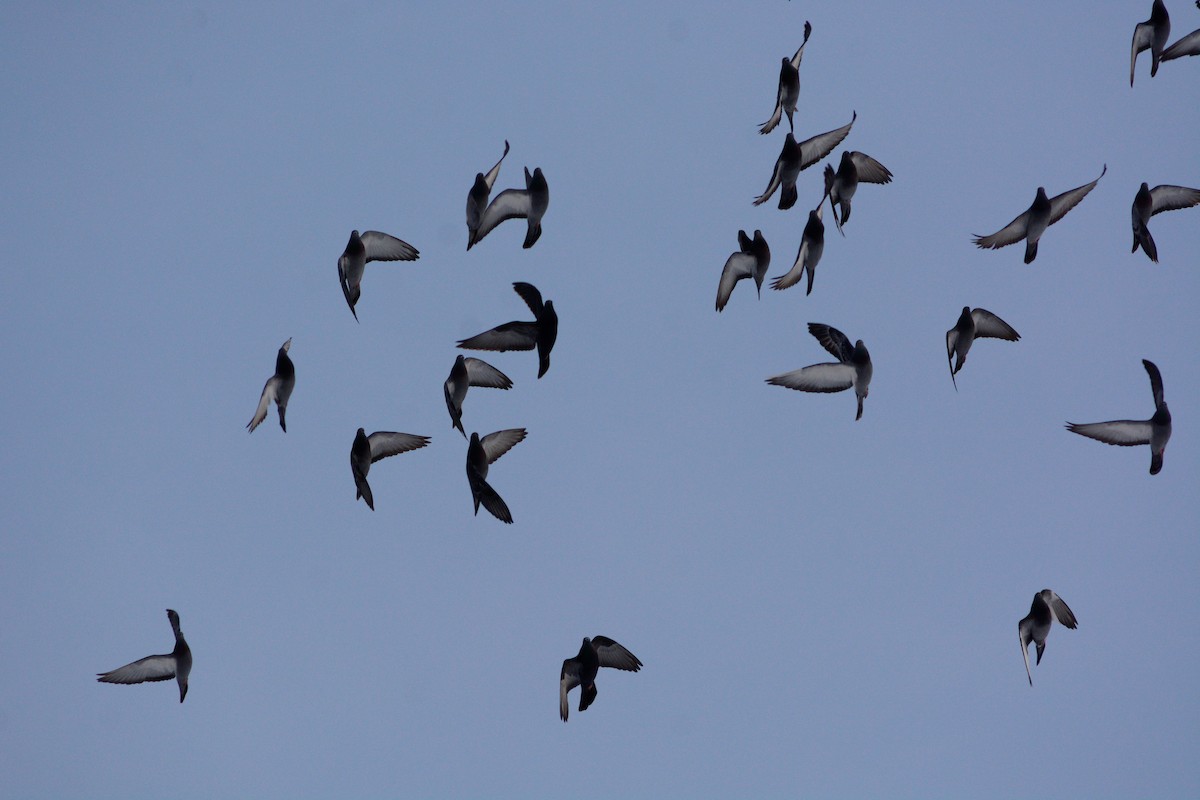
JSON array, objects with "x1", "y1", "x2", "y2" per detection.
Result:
[
  {"x1": 457, "y1": 282, "x2": 558, "y2": 378},
  {"x1": 466, "y1": 140, "x2": 510, "y2": 249},
  {"x1": 468, "y1": 167, "x2": 549, "y2": 250},
  {"x1": 716, "y1": 229, "x2": 771, "y2": 311},
  {"x1": 351, "y1": 428, "x2": 431, "y2": 510},
  {"x1": 822, "y1": 150, "x2": 894, "y2": 234},
  {"x1": 444, "y1": 355, "x2": 513, "y2": 438},
  {"x1": 337, "y1": 229, "x2": 419, "y2": 320},
  {"x1": 972, "y1": 165, "x2": 1106, "y2": 264},
  {"x1": 559, "y1": 636, "x2": 642, "y2": 722},
  {"x1": 753, "y1": 112, "x2": 857, "y2": 209},
  {"x1": 945, "y1": 308, "x2": 1020, "y2": 390},
  {"x1": 1131, "y1": 182, "x2": 1200, "y2": 262},
  {"x1": 247, "y1": 338, "x2": 295, "y2": 433},
  {"x1": 759, "y1": 21, "x2": 812, "y2": 135},
  {"x1": 466, "y1": 428, "x2": 527, "y2": 524},
  {"x1": 1019, "y1": 590, "x2": 1078, "y2": 686},
  {"x1": 769, "y1": 203, "x2": 825, "y2": 294},
  {"x1": 1131, "y1": 0, "x2": 1171, "y2": 85},
  {"x1": 97, "y1": 609, "x2": 192, "y2": 703},
  {"x1": 1066, "y1": 359, "x2": 1172, "y2": 475},
  {"x1": 767, "y1": 322, "x2": 872, "y2": 420}
]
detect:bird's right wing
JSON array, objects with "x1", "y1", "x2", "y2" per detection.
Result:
[
  {"x1": 247, "y1": 376, "x2": 280, "y2": 432},
  {"x1": 464, "y1": 358, "x2": 513, "y2": 389},
  {"x1": 807, "y1": 323, "x2": 854, "y2": 363},
  {"x1": 972, "y1": 209, "x2": 1031, "y2": 250},
  {"x1": 1065, "y1": 420, "x2": 1152, "y2": 446},
  {"x1": 367, "y1": 432, "x2": 432, "y2": 463},
  {"x1": 753, "y1": 156, "x2": 785, "y2": 206},
  {"x1": 970, "y1": 309, "x2": 1020, "y2": 341},
  {"x1": 472, "y1": 188, "x2": 533, "y2": 245},
  {"x1": 1161, "y1": 28, "x2": 1200, "y2": 60},
  {"x1": 480, "y1": 428, "x2": 527, "y2": 464},
  {"x1": 559, "y1": 659, "x2": 582, "y2": 721},
  {"x1": 359, "y1": 230, "x2": 419, "y2": 262},
  {"x1": 97, "y1": 654, "x2": 176, "y2": 684},
  {"x1": 1045, "y1": 591, "x2": 1078, "y2": 630},
  {"x1": 717, "y1": 252, "x2": 754, "y2": 310},
  {"x1": 1047, "y1": 165, "x2": 1105, "y2": 226},
  {"x1": 797, "y1": 111, "x2": 856, "y2": 170},
  {"x1": 457, "y1": 322, "x2": 539, "y2": 352},
  {"x1": 1148, "y1": 184, "x2": 1200, "y2": 215},
  {"x1": 848, "y1": 151, "x2": 893, "y2": 184},
  {"x1": 1131, "y1": 21, "x2": 1155, "y2": 85},
  {"x1": 1018, "y1": 621, "x2": 1033, "y2": 686},
  {"x1": 766, "y1": 362, "x2": 855, "y2": 393},
  {"x1": 591, "y1": 636, "x2": 643, "y2": 672},
  {"x1": 483, "y1": 140, "x2": 510, "y2": 191}
]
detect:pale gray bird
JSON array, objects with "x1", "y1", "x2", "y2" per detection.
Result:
[
  {"x1": 457, "y1": 282, "x2": 557, "y2": 379},
  {"x1": 466, "y1": 428, "x2": 527, "y2": 524},
  {"x1": 1131, "y1": 182, "x2": 1200, "y2": 262},
  {"x1": 444, "y1": 355, "x2": 513, "y2": 438},
  {"x1": 468, "y1": 166, "x2": 549, "y2": 250},
  {"x1": 351, "y1": 428, "x2": 431, "y2": 511},
  {"x1": 945, "y1": 308, "x2": 1020, "y2": 390},
  {"x1": 972, "y1": 165, "x2": 1106, "y2": 264},
  {"x1": 247, "y1": 338, "x2": 295, "y2": 433},
  {"x1": 1161, "y1": 25, "x2": 1200, "y2": 61},
  {"x1": 759, "y1": 21, "x2": 812, "y2": 135},
  {"x1": 1066, "y1": 359, "x2": 1172, "y2": 475},
  {"x1": 559, "y1": 636, "x2": 642, "y2": 722},
  {"x1": 767, "y1": 322, "x2": 872, "y2": 420},
  {"x1": 715, "y1": 229, "x2": 771, "y2": 311},
  {"x1": 1019, "y1": 590, "x2": 1078, "y2": 686},
  {"x1": 466, "y1": 140, "x2": 510, "y2": 249},
  {"x1": 822, "y1": 150, "x2": 894, "y2": 234},
  {"x1": 753, "y1": 112, "x2": 857, "y2": 210},
  {"x1": 1131, "y1": 0, "x2": 1171, "y2": 85},
  {"x1": 97, "y1": 609, "x2": 192, "y2": 703},
  {"x1": 338, "y1": 229, "x2": 420, "y2": 320},
  {"x1": 769, "y1": 203, "x2": 824, "y2": 294}
]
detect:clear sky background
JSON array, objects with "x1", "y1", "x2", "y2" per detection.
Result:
[{"x1": 2, "y1": 2, "x2": 1198, "y2": 798}]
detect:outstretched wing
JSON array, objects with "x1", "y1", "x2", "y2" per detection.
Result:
[
  {"x1": 767, "y1": 362, "x2": 856, "y2": 393},
  {"x1": 367, "y1": 432, "x2": 431, "y2": 463},
  {"x1": 463, "y1": 358, "x2": 513, "y2": 390},
  {"x1": 480, "y1": 428, "x2": 527, "y2": 464},
  {"x1": 807, "y1": 323, "x2": 854, "y2": 363},
  {"x1": 359, "y1": 230, "x2": 419, "y2": 262},
  {"x1": 559, "y1": 658, "x2": 582, "y2": 721},
  {"x1": 796, "y1": 111, "x2": 856, "y2": 171},
  {"x1": 483, "y1": 140, "x2": 510, "y2": 192},
  {"x1": 472, "y1": 188, "x2": 533, "y2": 246},
  {"x1": 970, "y1": 309, "x2": 1020, "y2": 341},
  {"x1": 973, "y1": 209, "x2": 1031, "y2": 250},
  {"x1": 1047, "y1": 165, "x2": 1105, "y2": 226},
  {"x1": 457, "y1": 322, "x2": 539, "y2": 352},
  {"x1": 247, "y1": 376, "x2": 280, "y2": 432},
  {"x1": 1143, "y1": 359, "x2": 1165, "y2": 407},
  {"x1": 847, "y1": 151, "x2": 893, "y2": 184},
  {"x1": 1065, "y1": 420, "x2": 1152, "y2": 446},
  {"x1": 1148, "y1": 184, "x2": 1200, "y2": 216},
  {"x1": 97, "y1": 654, "x2": 176, "y2": 685},
  {"x1": 1043, "y1": 591, "x2": 1078, "y2": 630},
  {"x1": 591, "y1": 636, "x2": 643, "y2": 672},
  {"x1": 512, "y1": 282, "x2": 545, "y2": 317}
]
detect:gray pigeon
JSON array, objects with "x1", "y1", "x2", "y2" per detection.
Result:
[
  {"x1": 945, "y1": 308, "x2": 1020, "y2": 390},
  {"x1": 767, "y1": 322, "x2": 872, "y2": 420},
  {"x1": 972, "y1": 165, "x2": 1106, "y2": 263},
  {"x1": 97, "y1": 609, "x2": 192, "y2": 703},
  {"x1": 1131, "y1": 182, "x2": 1200, "y2": 262},
  {"x1": 338, "y1": 230, "x2": 419, "y2": 320},
  {"x1": 758, "y1": 21, "x2": 812, "y2": 135},
  {"x1": 769, "y1": 203, "x2": 824, "y2": 294},
  {"x1": 444, "y1": 355, "x2": 513, "y2": 438},
  {"x1": 1066, "y1": 359, "x2": 1172, "y2": 475},
  {"x1": 753, "y1": 112, "x2": 857, "y2": 209},
  {"x1": 559, "y1": 636, "x2": 642, "y2": 722},
  {"x1": 247, "y1": 338, "x2": 295, "y2": 433},
  {"x1": 1019, "y1": 590, "x2": 1078, "y2": 686},
  {"x1": 466, "y1": 428, "x2": 527, "y2": 524},
  {"x1": 1131, "y1": 0, "x2": 1171, "y2": 85},
  {"x1": 351, "y1": 428, "x2": 431, "y2": 510},
  {"x1": 468, "y1": 167, "x2": 549, "y2": 250},
  {"x1": 822, "y1": 150, "x2": 893, "y2": 234},
  {"x1": 715, "y1": 229, "x2": 771, "y2": 311},
  {"x1": 458, "y1": 282, "x2": 557, "y2": 379}
]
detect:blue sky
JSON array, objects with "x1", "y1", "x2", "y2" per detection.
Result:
[{"x1": 2, "y1": 2, "x2": 1198, "y2": 797}]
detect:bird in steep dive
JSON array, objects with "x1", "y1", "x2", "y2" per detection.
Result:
[
  {"x1": 1019, "y1": 590, "x2": 1078, "y2": 686},
  {"x1": 466, "y1": 428, "x2": 527, "y2": 524},
  {"x1": 351, "y1": 428, "x2": 431, "y2": 510},
  {"x1": 1066, "y1": 359, "x2": 1172, "y2": 475},
  {"x1": 972, "y1": 165, "x2": 1106, "y2": 264},
  {"x1": 1130, "y1": 182, "x2": 1200, "y2": 262},
  {"x1": 767, "y1": 322, "x2": 872, "y2": 420},
  {"x1": 753, "y1": 112, "x2": 857, "y2": 210},
  {"x1": 444, "y1": 355, "x2": 513, "y2": 438},
  {"x1": 1131, "y1": 0, "x2": 1171, "y2": 85},
  {"x1": 468, "y1": 166, "x2": 549, "y2": 250},
  {"x1": 247, "y1": 338, "x2": 295, "y2": 433},
  {"x1": 769, "y1": 203, "x2": 824, "y2": 294},
  {"x1": 715, "y1": 229, "x2": 771, "y2": 311},
  {"x1": 559, "y1": 636, "x2": 642, "y2": 722},
  {"x1": 457, "y1": 282, "x2": 557, "y2": 378},
  {"x1": 945, "y1": 308, "x2": 1020, "y2": 390},
  {"x1": 822, "y1": 150, "x2": 893, "y2": 234},
  {"x1": 337, "y1": 229, "x2": 419, "y2": 320},
  {"x1": 97, "y1": 609, "x2": 192, "y2": 703},
  {"x1": 466, "y1": 140, "x2": 510, "y2": 249},
  {"x1": 759, "y1": 20, "x2": 812, "y2": 135}
]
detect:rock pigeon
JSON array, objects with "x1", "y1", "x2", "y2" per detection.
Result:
[
  {"x1": 247, "y1": 338, "x2": 295, "y2": 433},
  {"x1": 759, "y1": 21, "x2": 812, "y2": 135},
  {"x1": 457, "y1": 282, "x2": 558, "y2": 379},
  {"x1": 753, "y1": 112, "x2": 857, "y2": 209},
  {"x1": 444, "y1": 355, "x2": 513, "y2": 438},
  {"x1": 769, "y1": 203, "x2": 825, "y2": 294},
  {"x1": 1066, "y1": 359, "x2": 1172, "y2": 475},
  {"x1": 767, "y1": 322, "x2": 872, "y2": 420},
  {"x1": 945, "y1": 308, "x2": 1020, "y2": 390},
  {"x1": 560, "y1": 636, "x2": 642, "y2": 721},
  {"x1": 715, "y1": 229, "x2": 771, "y2": 311},
  {"x1": 1131, "y1": 182, "x2": 1200, "y2": 262},
  {"x1": 337, "y1": 229, "x2": 420, "y2": 320},
  {"x1": 466, "y1": 428, "x2": 527, "y2": 524},
  {"x1": 97, "y1": 609, "x2": 192, "y2": 703},
  {"x1": 1019, "y1": 590, "x2": 1078, "y2": 686},
  {"x1": 822, "y1": 150, "x2": 893, "y2": 234},
  {"x1": 972, "y1": 165, "x2": 1106, "y2": 263},
  {"x1": 1131, "y1": 0, "x2": 1171, "y2": 85},
  {"x1": 468, "y1": 167, "x2": 549, "y2": 250},
  {"x1": 351, "y1": 428, "x2": 431, "y2": 510}
]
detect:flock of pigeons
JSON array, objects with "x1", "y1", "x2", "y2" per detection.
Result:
[{"x1": 95, "y1": 3, "x2": 1196, "y2": 714}]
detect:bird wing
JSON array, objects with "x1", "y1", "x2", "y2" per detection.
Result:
[
  {"x1": 1162, "y1": 28, "x2": 1200, "y2": 60},
  {"x1": 473, "y1": 188, "x2": 533, "y2": 245},
  {"x1": 97, "y1": 654, "x2": 176, "y2": 684},
  {"x1": 848, "y1": 151, "x2": 893, "y2": 184},
  {"x1": 1131, "y1": 21, "x2": 1156, "y2": 84},
  {"x1": 1143, "y1": 359, "x2": 1165, "y2": 407},
  {"x1": 759, "y1": 91, "x2": 785, "y2": 135},
  {"x1": 560, "y1": 658, "x2": 582, "y2": 721},
  {"x1": 367, "y1": 432, "x2": 431, "y2": 463},
  {"x1": 1018, "y1": 620, "x2": 1033, "y2": 686},
  {"x1": 480, "y1": 428, "x2": 527, "y2": 464},
  {"x1": 807, "y1": 323, "x2": 854, "y2": 363},
  {"x1": 337, "y1": 252, "x2": 362, "y2": 306},
  {"x1": 970, "y1": 309, "x2": 1020, "y2": 341},
  {"x1": 457, "y1": 322, "x2": 539, "y2": 352},
  {"x1": 1044, "y1": 591, "x2": 1078, "y2": 630},
  {"x1": 483, "y1": 140, "x2": 510, "y2": 191},
  {"x1": 790, "y1": 21, "x2": 812, "y2": 68},
  {"x1": 766, "y1": 362, "x2": 856, "y2": 393},
  {"x1": 512, "y1": 282, "x2": 545, "y2": 317},
  {"x1": 1047, "y1": 165, "x2": 1105, "y2": 226},
  {"x1": 463, "y1": 358, "x2": 513, "y2": 389},
  {"x1": 973, "y1": 208, "x2": 1031, "y2": 250},
  {"x1": 1148, "y1": 184, "x2": 1200, "y2": 215},
  {"x1": 591, "y1": 636, "x2": 643, "y2": 672},
  {"x1": 1065, "y1": 420, "x2": 1152, "y2": 446},
  {"x1": 717, "y1": 252, "x2": 755, "y2": 310},
  {"x1": 796, "y1": 111, "x2": 856, "y2": 170},
  {"x1": 247, "y1": 376, "x2": 281, "y2": 432},
  {"x1": 945, "y1": 327, "x2": 961, "y2": 388},
  {"x1": 358, "y1": 230, "x2": 419, "y2": 262},
  {"x1": 753, "y1": 154, "x2": 785, "y2": 206}
]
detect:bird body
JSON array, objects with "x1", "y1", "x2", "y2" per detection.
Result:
[
  {"x1": 97, "y1": 609, "x2": 192, "y2": 703},
  {"x1": 716, "y1": 229, "x2": 771, "y2": 311},
  {"x1": 351, "y1": 428, "x2": 431, "y2": 510},
  {"x1": 1066, "y1": 359, "x2": 1171, "y2": 475},
  {"x1": 1019, "y1": 590, "x2": 1078, "y2": 685},
  {"x1": 247, "y1": 338, "x2": 294, "y2": 432},
  {"x1": 559, "y1": 636, "x2": 642, "y2": 721},
  {"x1": 337, "y1": 229, "x2": 419, "y2": 320},
  {"x1": 767, "y1": 322, "x2": 872, "y2": 420},
  {"x1": 972, "y1": 165, "x2": 1106, "y2": 263}
]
